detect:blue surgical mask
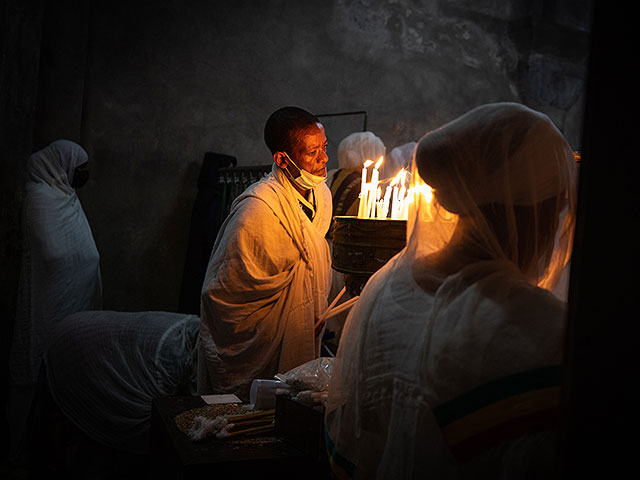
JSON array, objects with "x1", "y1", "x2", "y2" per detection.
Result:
[{"x1": 283, "y1": 152, "x2": 326, "y2": 190}]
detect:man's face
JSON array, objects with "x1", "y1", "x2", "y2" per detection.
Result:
[{"x1": 289, "y1": 123, "x2": 329, "y2": 177}]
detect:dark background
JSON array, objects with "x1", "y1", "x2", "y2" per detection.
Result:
[{"x1": 2, "y1": 0, "x2": 637, "y2": 476}]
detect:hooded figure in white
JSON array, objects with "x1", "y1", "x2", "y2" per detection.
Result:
[
  {"x1": 8, "y1": 139, "x2": 102, "y2": 464},
  {"x1": 325, "y1": 103, "x2": 578, "y2": 479}
]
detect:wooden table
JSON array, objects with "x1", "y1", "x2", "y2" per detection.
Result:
[{"x1": 150, "y1": 395, "x2": 329, "y2": 479}]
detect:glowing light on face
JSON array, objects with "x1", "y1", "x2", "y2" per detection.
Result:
[{"x1": 290, "y1": 124, "x2": 329, "y2": 177}]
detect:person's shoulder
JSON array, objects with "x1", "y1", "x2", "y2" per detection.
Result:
[
  {"x1": 226, "y1": 182, "x2": 296, "y2": 237},
  {"x1": 493, "y1": 272, "x2": 566, "y2": 322},
  {"x1": 230, "y1": 193, "x2": 278, "y2": 225}
]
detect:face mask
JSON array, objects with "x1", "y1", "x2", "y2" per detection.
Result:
[
  {"x1": 283, "y1": 152, "x2": 326, "y2": 190},
  {"x1": 72, "y1": 169, "x2": 90, "y2": 189}
]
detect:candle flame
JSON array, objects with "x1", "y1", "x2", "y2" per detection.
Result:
[
  {"x1": 390, "y1": 168, "x2": 405, "y2": 186},
  {"x1": 399, "y1": 169, "x2": 407, "y2": 186},
  {"x1": 374, "y1": 156, "x2": 383, "y2": 170},
  {"x1": 363, "y1": 159, "x2": 374, "y2": 168}
]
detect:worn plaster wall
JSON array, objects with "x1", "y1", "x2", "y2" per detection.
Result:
[{"x1": 15, "y1": 0, "x2": 593, "y2": 313}]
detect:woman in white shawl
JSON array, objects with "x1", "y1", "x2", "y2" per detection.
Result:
[
  {"x1": 8, "y1": 139, "x2": 102, "y2": 464},
  {"x1": 325, "y1": 103, "x2": 578, "y2": 479}
]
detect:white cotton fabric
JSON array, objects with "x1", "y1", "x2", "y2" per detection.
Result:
[
  {"x1": 337, "y1": 131, "x2": 386, "y2": 170},
  {"x1": 198, "y1": 163, "x2": 332, "y2": 401},
  {"x1": 325, "y1": 103, "x2": 578, "y2": 478},
  {"x1": 8, "y1": 139, "x2": 101, "y2": 464},
  {"x1": 44, "y1": 311, "x2": 200, "y2": 454},
  {"x1": 327, "y1": 131, "x2": 386, "y2": 187},
  {"x1": 10, "y1": 139, "x2": 101, "y2": 388},
  {"x1": 384, "y1": 141, "x2": 417, "y2": 180}
]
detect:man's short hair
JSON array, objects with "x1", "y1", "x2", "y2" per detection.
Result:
[{"x1": 264, "y1": 106, "x2": 321, "y2": 155}]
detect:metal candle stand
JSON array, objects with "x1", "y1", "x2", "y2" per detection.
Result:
[{"x1": 329, "y1": 216, "x2": 407, "y2": 297}]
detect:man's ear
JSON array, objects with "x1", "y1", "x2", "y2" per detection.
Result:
[{"x1": 273, "y1": 151, "x2": 289, "y2": 169}]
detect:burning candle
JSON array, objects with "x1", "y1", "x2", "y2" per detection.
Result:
[
  {"x1": 357, "y1": 159, "x2": 374, "y2": 218},
  {"x1": 366, "y1": 157, "x2": 384, "y2": 219},
  {"x1": 389, "y1": 168, "x2": 406, "y2": 219},
  {"x1": 382, "y1": 184, "x2": 392, "y2": 218},
  {"x1": 398, "y1": 184, "x2": 407, "y2": 219},
  {"x1": 371, "y1": 156, "x2": 383, "y2": 184},
  {"x1": 391, "y1": 185, "x2": 399, "y2": 219},
  {"x1": 400, "y1": 188, "x2": 412, "y2": 219},
  {"x1": 376, "y1": 186, "x2": 385, "y2": 219}
]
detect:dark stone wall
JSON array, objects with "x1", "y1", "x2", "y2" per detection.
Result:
[
  {"x1": 2, "y1": 0, "x2": 592, "y2": 317},
  {"x1": 0, "y1": 0, "x2": 44, "y2": 457},
  {"x1": 560, "y1": 2, "x2": 638, "y2": 476}
]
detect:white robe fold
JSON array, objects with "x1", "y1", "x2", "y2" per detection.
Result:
[
  {"x1": 325, "y1": 252, "x2": 567, "y2": 479},
  {"x1": 44, "y1": 310, "x2": 200, "y2": 454},
  {"x1": 198, "y1": 164, "x2": 332, "y2": 400},
  {"x1": 10, "y1": 183, "x2": 102, "y2": 388}
]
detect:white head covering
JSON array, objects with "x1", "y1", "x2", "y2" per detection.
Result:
[
  {"x1": 27, "y1": 139, "x2": 88, "y2": 194},
  {"x1": 383, "y1": 141, "x2": 417, "y2": 179},
  {"x1": 325, "y1": 103, "x2": 578, "y2": 478},
  {"x1": 9, "y1": 139, "x2": 100, "y2": 464},
  {"x1": 337, "y1": 131, "x2": 386, "y2": 170},
  {"x1": 407, "y1": 102, "x2": 577, "y2": 290}
]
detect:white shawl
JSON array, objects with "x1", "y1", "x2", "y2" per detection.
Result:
[
  {"x1": 324, "y1": 103, "x2": 578, "y2": 478},
  {"x1": 44, "y1": 310, "x2": 200, "y2": 454},
  {"x1": 198, "y1": 163, "x2": 332, "y2": 400},
  {"x1": 10, "y1": 141, "x2": 102, "y2": 388},
  {"x1": 8, "y1": 140, "x2": 101, "y2": 464}
]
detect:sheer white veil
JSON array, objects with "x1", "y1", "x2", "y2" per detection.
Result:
[
  {"x1": 324, "y1": 102, "x2": 578, "y2": 478},
  {"x1": 405, "y1": 102, "x2": 577, "y2": 291}
]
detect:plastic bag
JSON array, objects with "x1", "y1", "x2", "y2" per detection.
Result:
[{"x1": 274, "y1": 357, "x2": 334, "y2": 392}]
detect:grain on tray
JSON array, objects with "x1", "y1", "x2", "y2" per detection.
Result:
[{"x1": 174, "y1": 403, "x2": 245, "y2": 435}]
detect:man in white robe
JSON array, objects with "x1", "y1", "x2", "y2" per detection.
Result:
[{"x1": 198, "y1": 106, "x2": 333, "y2": 401}]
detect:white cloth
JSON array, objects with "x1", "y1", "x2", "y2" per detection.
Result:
[
  {"x1": 10, "y1": 140, "x2": 100, "y2": 388},
  {"x1": 327, "y1": 131, "x2": 386, "y2": 188},
  {"x1": 325, "y1": 103, "x2": 578, "y2": 478},
  {"x1": 337, "y1": 131, "x2": 386, "y2": 170},
  {"x1": 326, "y1": 258, "x2": 565, "y2": 479},
  {"x1": 8, "y1": 140, "x2": 101, "y2": 464},
  {"x1": 44, "y1": 310, "x2": 200, "y2": 454},
  {"x1": 198, "y1": 163, "x2": 332, "y2": 400},
  {"x1": 384, "y1": 141, "x2": 416, "y2": 180},
  {"x1": 26, "y1": 139, "x2": 89, "y2": 194}
]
